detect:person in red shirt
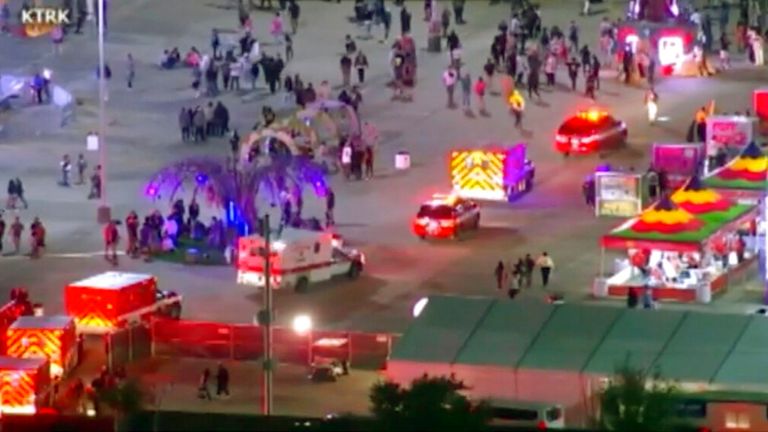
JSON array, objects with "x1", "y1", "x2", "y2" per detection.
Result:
[
  {"x1": 125, "y1": 211, "x2": 139, "y2": 258},
  {"x1": 474, "y1": 76, "x2": 486, "y2": 115},
  {"x1": 104, "y1": 220, "x2": 120, "y2": 265},
  {"x1": 30, "y1": 217, "x2": 45, "y2": 259}
]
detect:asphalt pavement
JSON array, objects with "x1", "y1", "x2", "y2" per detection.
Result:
[{"x1": 0, "y1": 0, "x2": 766, "y2": 334}]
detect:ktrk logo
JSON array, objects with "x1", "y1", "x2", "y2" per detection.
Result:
[{"x1": 20, "y1": 8, "x2": 70, "y2": 37}]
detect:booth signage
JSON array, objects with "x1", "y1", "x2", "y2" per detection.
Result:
[
  {"x1": 595, "y1": 173, "x2": 642, "y2": 217},
  {"x1": 651, "y1": 143, "x2": 704, "y2": 185},
  {"x1": 706, "y1": 116, "x2": 755, "y2": 151},
  {"x1": 754, "y1": 88, "x2": 768, "y2": 122}
]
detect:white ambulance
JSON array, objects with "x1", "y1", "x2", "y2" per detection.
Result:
[{"x1": 236, "y1": 229, "x2": 365, "y2": 293}]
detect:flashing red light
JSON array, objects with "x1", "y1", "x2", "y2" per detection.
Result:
[
  {"x1": 577, "y1": 109, "x2": 607, "y2": 122},
  {"x1": 537, "y1": 420, "x2": 547, "y2": 430}
]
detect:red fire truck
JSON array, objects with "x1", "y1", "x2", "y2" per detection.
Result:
[{"x1": 65, "y1": 272, "x2": 182, "y2": 334}]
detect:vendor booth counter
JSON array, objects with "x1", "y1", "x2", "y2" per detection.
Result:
[
  {"x1": 596, "y1": 176, "x2": 759, "y2": 304},
  {"x1": 600, "y1": 254, "x2": 756, "y2": 303}
]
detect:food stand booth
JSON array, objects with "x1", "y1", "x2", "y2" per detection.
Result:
[
  {"x1": 596, "y1": 178, "x2": 758, "y2": 303},
  {"x1": 704, "y1": 116, "x2": 757, "y2": 175}
]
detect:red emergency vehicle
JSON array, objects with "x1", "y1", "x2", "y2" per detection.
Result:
[
  {"x1": 555, "y1": 109, "x2": 628, "y2": 156},
  {"x1": 0, "y1": 356, "x2": 51, "y2": 415},
  {"x1": 412, "y1": 194, "x2": 480, "y2": 240},
  {"x1": 65, "y1": 272, "x2": 182, "y2": 334},
  {"x1": 6, "y1": 316, "x2": 77, "y2": 379}
]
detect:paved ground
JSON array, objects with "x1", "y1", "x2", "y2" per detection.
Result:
[
  {"x1": 0, "y1": 0, "x2": 766, "y2": 335},
  {"x1": 127, "y1": 357, "x2": 377, "y2": 417}
]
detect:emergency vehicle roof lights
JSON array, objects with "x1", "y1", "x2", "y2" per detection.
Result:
[
  {"x1": 578, "y1": 109, "x2": 607, "y2": 122},
  {"x1": 429, "y1": 193, "x2": 459, "y2": 206},
  {"x1": 272, "y1": 240, "x2": 286, "y2": 252}
]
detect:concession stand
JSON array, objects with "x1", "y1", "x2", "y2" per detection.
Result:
[{"x1": 595, "y1": 177, "x2": 758, "y2": 303}]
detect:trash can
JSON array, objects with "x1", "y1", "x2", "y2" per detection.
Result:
[
  {"x1": 592, "y1": 277, "x2": 608, "y2": 298},
  {"x1": 395, "y1": 151, "x2": 411, "y2": 170},
  {"x1": 696, "y1": 283, "x2": 712, "y2": 304}
]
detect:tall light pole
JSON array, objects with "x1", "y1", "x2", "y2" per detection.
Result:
[
  {"x1": 260, "y1": 214, "x2": 274, "y2": 415},
  {"x1": 96, "y1": 0, "x2": 111, "y2": 224}
]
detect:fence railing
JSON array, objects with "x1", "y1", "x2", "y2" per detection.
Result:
[{"x1": 149, "y1": 319, "x2": 399, "y2": 370}]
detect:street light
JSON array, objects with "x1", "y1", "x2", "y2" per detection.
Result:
[
  {"x1": 412, "y1": 297, "x2": 429, "y2": 318},
  {"x1": 293, "y1": 314, "x2": 313, "y2": 366},
  {"x1": 292, "y1": 314, "x2": 312, "y2": 335},
  {"x1": 96, "y1": 0, "x2": 111, "y2": 224}
]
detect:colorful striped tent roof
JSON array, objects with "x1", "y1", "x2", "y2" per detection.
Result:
[
  {"x1": 602, "y1": 182, "x2": 755, "y2": 251},
  {"x1": 703, "y1": 142, "x2": 768, "y2": 191}
]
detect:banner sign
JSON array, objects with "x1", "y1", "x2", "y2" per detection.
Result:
[
  {"x1": 595, "y1": 172, "x2": 643, "y2": 217},
  {"x1": 706, "y1": 116, "x2": 755, "y2": 152},
  {"x1": 651, "y1": 143, "x2": 704, "y2": 187}
]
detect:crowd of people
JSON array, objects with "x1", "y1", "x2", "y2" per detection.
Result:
[{"x1": 494, "y1": 251, "x2": 556, "y2": 297}]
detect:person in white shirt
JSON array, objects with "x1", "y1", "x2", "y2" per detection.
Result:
[
  {"x1": 229, "y1": 58, "x2": 243, "y2": 90},
  {"x1": 442, "y1": 66, "x2": 458, "y2": 108},
  {"x1": 249, "y1": 39, "x2": 261, "y2": 62},
  {"x1": 341, "y1": 144, "x2": 352, "y2": 180}
]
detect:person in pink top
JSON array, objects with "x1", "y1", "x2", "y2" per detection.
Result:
[
  {"x1": 270, "y1": 12, "x2": 284, "y2": 45},
  {"x1": 51, "y1": 25, "x2": 64, "y2": 55}
]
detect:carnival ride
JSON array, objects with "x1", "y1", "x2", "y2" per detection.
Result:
[
  {"x1": 242, "y1": 99, "x2": 363, "y2": 160},
  {"x1": 146, "y1": 155, "x2": 328, "y2": 235}
]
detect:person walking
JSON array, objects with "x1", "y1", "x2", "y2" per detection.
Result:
[
  {"x1": 104, "y1": 219, "x2": 120, "y2": 265},
  {"x1": 325, "y1": 189, "x2": 335, "y2": 227},
  {"x1": 10, "y1": 217, "x2": 22, "y2": 255},
  {"x1": 354, "y1": 51, "x2": 369, "y2": 84},
  {"x1": 229, "y1": 57, "x2": 242, "y2": 91},
  {"x1": 474, "y1": 76, "x2": 487, "y2": 115},
  {"x1": 536, "y1": 252, "x2": 554, "y2": 287},
  {"x1": 494, "y1": 261, "x2": 506, "y2": 290},
  {"x1": 14, "y1": 178, "x2": 27, "y2": 209},
  {"x1": 341, "y1": 144, "x2": 352, "y2": 180},
  {"x1": 126, "y1": 53, "x2": 135, "y2": 89},
  {"x1": 340, "y1": 54, "x2": 353, "y2": 87},
  {"x1": 5, "y1": 179, "x2": 17, "y2": 210},
  {"x1": 460, "y1": 72, "x2": 471, "y2": 111},
  {"x1": 400, "y1": 5, "x2": 412, "y2": 35},
  {"x1": 284, "y1": 34, "x2": 294, "y2": 62},
  {"x1": 59, "y1": 155, "x2": 72, "y2": 187},
  {"x1": 364, "y1": 145, "x2": 374, "y2": 179},
  {"x1": 126, "y1": 211, "x2": 139, "y2": 258},
  {"x1": 211, "y1": 29, "x2": 220, "y2": 58},
  {"x1": 0, "y1": 213, "x2": 5, "y2": 255},
  {"x1": 30, "y1": 217, "x2": 45, "y2": 259},
  {"x1": 270, "y1": 12, "x2": 284, "y2": 45},
  {"x1": 288, "y1": 0, "x2": 300, "y2": 34},
  {"x1": 544, "y1": 54, "x2": 556, "y2": 86},
  {"x1": 566, "y1": 57, "x2": 579, "y2": 91},
  {"x1": 216, "y1": 363, "x2": 230, "y2": 398},
  {"x1": 76, "y1": 154, "x2": 88, "y2": 185},
  {"x1": 442, "y1": 65, "x2": 458, "y2": 108},
  {"x1": 198, "y1": 368, "x2": 212, "y2": 401},
  {"x1": 508, "y1": 89, "x2": 525, "y2": 128},
  {"x1": 523, "y1": 253, "x2": 535, "y2": 288},
  {"x1": 645, "y1": 88, "x2": 659, "y2": 124}
]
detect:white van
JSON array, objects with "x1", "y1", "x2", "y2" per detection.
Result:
[{"x1": 486, "y1": 400, "x2": 565, "y2": 429}]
